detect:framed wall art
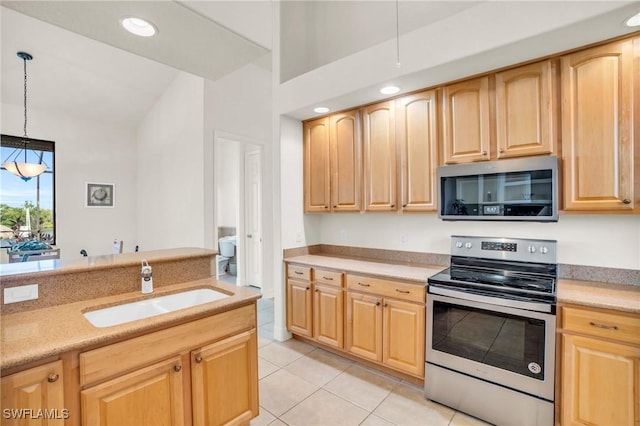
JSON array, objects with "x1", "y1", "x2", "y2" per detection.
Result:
[{"x1": 86, "y1": 182, "x2": 115, "y2": 208}]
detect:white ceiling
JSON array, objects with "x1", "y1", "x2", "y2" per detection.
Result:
[{"x1": 1, "y1": 1, "x2": 640, "y2": 128}]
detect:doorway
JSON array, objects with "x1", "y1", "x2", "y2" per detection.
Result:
[{"x1": 214, "y1": 136, "x2": 263, "y2": 289}]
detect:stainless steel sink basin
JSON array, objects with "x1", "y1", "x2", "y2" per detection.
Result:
[{"x1": 83, "y1": 288, "x2": 230, "y2": 327}]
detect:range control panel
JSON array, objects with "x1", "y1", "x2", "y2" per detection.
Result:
[{"x1": 451, "y1": 235, "x2": 557, "y2": 264}]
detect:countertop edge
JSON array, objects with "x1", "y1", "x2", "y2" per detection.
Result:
[
  {"x1": 286, "y1": 255, "x2": 639, "y2": 314},
  {"x1": 284, "y1": 254, "x2": 444, "y2": 283},
  {"x1": 0, "y1": 247, "x2": 218, "y2": 281}
]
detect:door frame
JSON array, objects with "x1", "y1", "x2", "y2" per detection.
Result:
[{"x1": 212, "y1": 131, "x2": 267, "y2": 292}]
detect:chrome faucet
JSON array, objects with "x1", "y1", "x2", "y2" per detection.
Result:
[{"x1": 141, "y1": 260, "x2": 153, "y2": 294}]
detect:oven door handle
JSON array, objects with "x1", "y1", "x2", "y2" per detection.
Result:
[{"x1": 428, "y1": 285, "x2": 554, "y2": 314}]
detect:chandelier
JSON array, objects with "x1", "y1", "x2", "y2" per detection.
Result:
[{"x1": 2, "y1": 52, "x2": 48, "y2": 181}]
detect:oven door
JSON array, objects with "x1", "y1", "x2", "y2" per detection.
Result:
[{"x1": 426, "y1": 289, "x2": 555, "y2": 401}]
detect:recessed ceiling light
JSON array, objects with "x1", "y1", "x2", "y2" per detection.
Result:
[
  {"x1": 314, "y1": 107, "x2": 330, "y2": 114},
  {"x1": 380, "y1": 85, "x2": 400, "y2": 95},
  {"x1": 121, "y1": 17, "x2": 157, "y2": 37},
  {"x1": 625, "y1": 12, "x2": 640, "y2": 27}
]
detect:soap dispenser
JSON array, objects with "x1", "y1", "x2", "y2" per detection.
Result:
[{"x1": 141, "y1": 260, "x2": 153, "y2": 294}]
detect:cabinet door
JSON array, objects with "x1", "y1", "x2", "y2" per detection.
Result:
[
  {"x1": 561, "y1": 334, "x2": 640, "y2": 426},
  {"x1": 191, "y1": 331, "x2": 258, "y2": 426},
  {"x1": 382, "y1": 299, "x2": 425, "y2": 377},
  {"x1": 346, "y1": 292, "x2": 383, "y2": 362},
  {"x1": 1, "y1": 360, "x2": 65, "y2": 426},
  {"x1": 313, "y1": 284, "x2": 344, "y2": 349},
  {"x1": 561, "y1": 39, "x2": 636, "y2": 211},
  {"x1": 396, "y1": 90, "x2": 438, "y2": 211},
  {"x1": 81, "y1": 356, "x2": 184, "y2": 426},
  {"x1": 362, "y1": 101, "x2": 397, "y2": 211},
  {"x1": 304, "y1": 117, "x2": 331, "y2": 212},
  {"x1": 330, "y1": 110, "x2": 362, "y2": 212},
  {"x1": 442, "y1": 76, "x2": 491, "y2": 164},
  {"x1": 286, "y1": 279, "x2": 313, "y2": 337},
  {"x1": 495, "y1": 60, "x2": 557, "y2": 158}
]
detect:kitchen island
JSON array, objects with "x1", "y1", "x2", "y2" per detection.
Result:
[{"x1": 1, "y1": 248, "x2": 261, "y2": 426}]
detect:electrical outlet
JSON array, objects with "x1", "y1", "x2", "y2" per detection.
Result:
[
  {"x1": 4, "y1": 284, "x2": 38, "y2": 304},
  {"x1": 295, "y1": 231, "x2": 303, "y2": 243},
  {"x1": 340, "y1": 229, "x2": 347, "y2": 242},
  {"x1": 400, "y1": 234, "x2": 408, "y2": 246}
]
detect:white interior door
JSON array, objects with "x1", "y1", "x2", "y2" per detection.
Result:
[{"x1": 244, "y1": 150, "x2": 262, "y2": 288}]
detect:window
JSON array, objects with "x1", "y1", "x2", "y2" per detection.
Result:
[{"x1": 0, "y1": 134, "x2": 56, "y2": 246}]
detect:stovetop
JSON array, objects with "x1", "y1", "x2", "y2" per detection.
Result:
[{"x1": 428, "y1": 236, "x2": 558, "y2": 303}]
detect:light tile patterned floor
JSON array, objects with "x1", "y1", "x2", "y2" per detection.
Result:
[{"x1": 254, "y1": 298, "x2": 491, "y2": 426}]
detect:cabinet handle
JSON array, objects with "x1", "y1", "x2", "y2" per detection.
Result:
[
  {"x1": 375, "y1": 301, "x2": 381, "y2": 306},
  {"x1": 323, "y1": 277, "x2": 333, "y2": 280},
  {"x1": 623, "y1": 199, "x2": 631, "y2": 204},
  {"x1": 402, "y1": 204, "x2": 407, "y2": 208},
  {"x1": 589, "y1": 321, "x2": 618, "y2": 331},
  {"x1": 325, "y1": 206, "x2": 329, "y2": 209},
  {"x1": 482, "y1": 151, "x2": 487, "y2": 156},
  {"x1": 384, "y1": 303, "x2": 388, "y2": 307},
  {"x1": 174, "y1": 364, "x2": 182, "y2": 372},
  {"x1": 357, "y1": 282, "x2": 370, "y2": 287},
  {"x1": 390, "y1": 204, "x2": 395, "y2": 208},
  {"x1": 315, "y1": 288, "x2": 319, "y2": 292},
  {"x1": 333, "y1": 205, "x2": 337, "y2": 208},
  {"x1": 499, "y1": 148, "x2": 504, "y2": 153},
  {"x1": 294, "y1": 271, "x2": 304, "y2": 275},
  {"x1": 47, "y1": 373, "x2": 59, "y2": 383},
  {"x1": 305, "y1": 286, "x2": 310, "y2": 291},
  {"x1": 395, "y1": 289, "x2": 410, "y2": 294},
  {"x1": 194, "y1": 354, "x2": 203, "y2": 363}
]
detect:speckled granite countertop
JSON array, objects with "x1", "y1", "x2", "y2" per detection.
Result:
[
  {"x1": 0, "y1": 247, "x2": 217, "y2": 279},
  {"x1": 286, "y1": 255, "x2": 639, "y2": 314},
  {"x1": 0, "y1": 279, "x2": 260, "y2": 370},
  {"x1": 285, "y1": 254, "x2": 443, "y2": 283},
  {"x1": 557, "y1": 279, "x2": 639, "y2": 314}
]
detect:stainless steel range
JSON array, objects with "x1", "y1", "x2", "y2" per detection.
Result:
[{"x1": 425, "y1": 236, "x2": 557, "y2": 426}]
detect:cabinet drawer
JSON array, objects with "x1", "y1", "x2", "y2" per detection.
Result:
[
  {"x1": 80, "y1": 304, "x2": 255, "y2": 386},
  {"x1": 347, "y1": 274, "x2": 425, "y2": 303},
  {"x1": 315, "y1": 269, "x2": 343, "y2": 287},
  {"x1": 562, "y1": 306, "x2": 640, "y2": 345},
  {"x1": 288, "y1": 264, "x2": 311, "y2": 281}
]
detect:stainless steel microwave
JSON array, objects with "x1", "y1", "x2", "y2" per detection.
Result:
[{"x1": 438, "y1": 156, "x2": 559, "y2": 221}]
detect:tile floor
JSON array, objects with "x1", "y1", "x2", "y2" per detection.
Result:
[{"x1": 253, "y1": 297, "x2": 491, "y2": 426}]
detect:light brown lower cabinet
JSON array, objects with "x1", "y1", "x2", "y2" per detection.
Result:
[
  {"x1": 286, "y1": 265, "x2": 345, "y2": 350},
  {"x1": 345, "y1": 276, "x2": 425, "y2": 378},
  {"x1": 78, "y1": 306, "x2": 259, "y2": 426},
  {"x1": 286, "y1": 278, "x2": 313, "y2": 337},
  {"x1": 560, "y1": 305, "x2": 640, "y2": 426},
  {"x1": 313, "y1": 284, "x2": 344, "y2": 349},
  {"x1": 191, "y1": 331, "x2": 258, "y2": 426},
  {"x1": 1, "y1": 360, "x2": 65, "y2": 426},
  {"x1": 82, "y1": 356, "x2": 185, "y2": 426}
]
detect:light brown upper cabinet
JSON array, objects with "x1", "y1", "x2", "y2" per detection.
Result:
[
  {"x1": 303, "y1": 117, "x2": 331, "y2": 212},
  {"x1": 442, "y1": 76, "x2": 491, "y2": 164},
  {"x1": 396, "y1": 90, "x2": 439, "y2": 211},
  {"x1": 561, "y1": 38, "x2": 637, "y2": 211},
  {"x1": 330, "y1": 110, "x2": 362, "y2": 212},
  {"x1": 495, "y1": 60, "x2": 558, "y2": 159},
  {"x1": 362, "y1": 100, "x2": 397, "y2": 211},
  {"x1": 304, "y1": 111, "x2": 362, "y2": 213}
]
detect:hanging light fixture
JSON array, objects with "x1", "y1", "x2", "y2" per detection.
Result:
[{"x1": 2, "y1": 52, "x2": 48, "y2": 182}]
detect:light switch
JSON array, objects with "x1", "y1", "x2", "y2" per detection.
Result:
[{"x1": 4, "y1": 284, "x2": 38, "y2": 304}]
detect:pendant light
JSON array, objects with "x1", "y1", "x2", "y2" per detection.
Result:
[{"x1": 2, "y1": 52, "x2": 48, "y2": 182}]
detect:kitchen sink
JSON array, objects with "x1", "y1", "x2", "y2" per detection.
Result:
[{"x1": 83, "y1": 288, "x2": 230, "y2": 327}]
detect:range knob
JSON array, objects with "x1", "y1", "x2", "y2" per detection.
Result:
[
  {"x1": 540, "y1": 246, "x2": 549, "y2": 254},
  {"x1": 456, "y1": 241, "x2": 463, "y2": 248},
  {"x1": 527, "y1": 245, "x2": 537, "y2": 253},
  {"x1": 465, "y1": 242, "x2": 473, "y2": 249}
]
